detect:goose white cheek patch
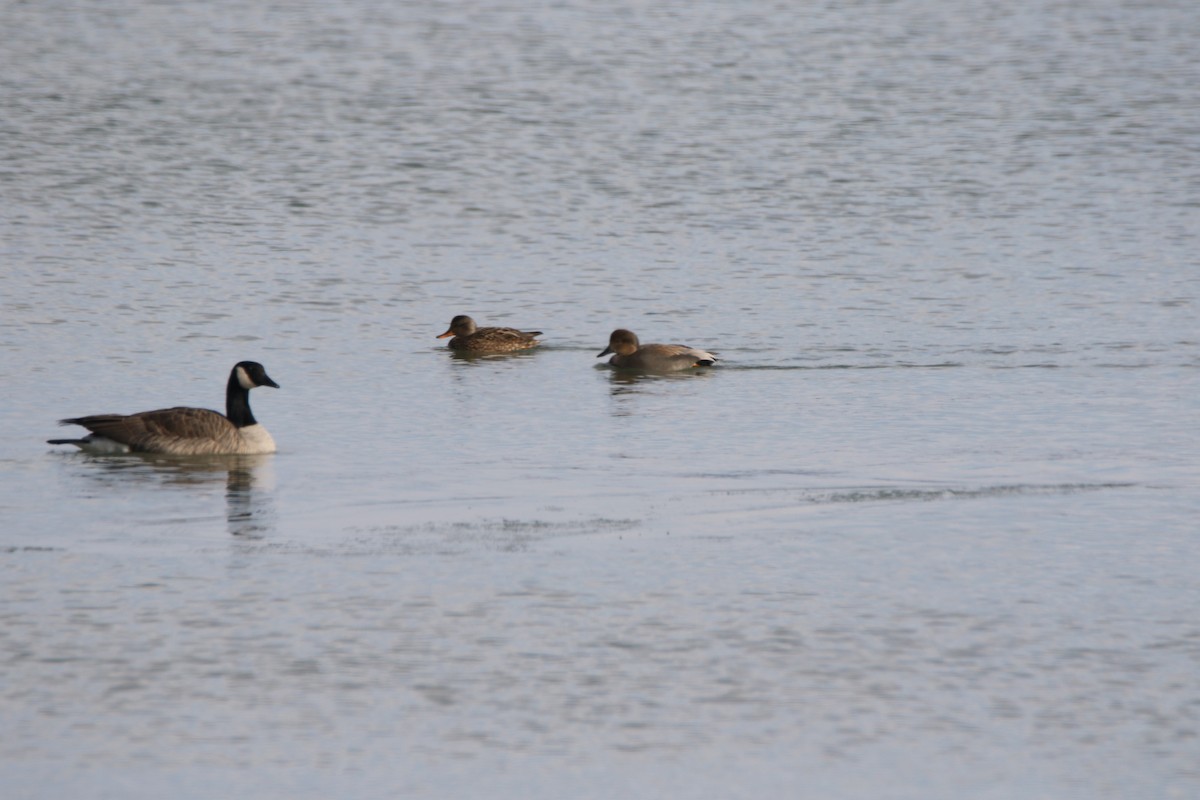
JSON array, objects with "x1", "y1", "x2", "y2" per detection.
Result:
[{"x1": 236, "y1": 366, "x2": 255, "y2": 390}]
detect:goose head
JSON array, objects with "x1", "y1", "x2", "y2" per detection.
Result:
[{"x1": 234, "y1": 361, "x2": 280, "y2": 390}]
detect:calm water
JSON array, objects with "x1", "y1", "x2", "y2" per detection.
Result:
[{"x1": 2, "y1": 0, "x2": 1199, "y2": 797}]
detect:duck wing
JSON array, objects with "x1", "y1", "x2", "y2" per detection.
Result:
[
  {"x1": 484, "y1": 326, "x2": 542, "y2": 340},
  {"x1": 651, "y1": 343, "x2": 719, "y2": 366},
  {"x1": 453, "y1": 326, "x2": 543, "y2": 352}
]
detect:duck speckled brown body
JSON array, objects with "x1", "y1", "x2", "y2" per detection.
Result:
[{"x1": 437, "y1": 315, "x2": 542, "y2": 353}]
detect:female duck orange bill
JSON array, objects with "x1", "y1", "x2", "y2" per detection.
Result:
[
  {"x1": 597, "y1": 329, "x2": 718, "y2": 372},
  {"x1": 48, "y1": 361, "x2": 280, "y2": 455},
  {"x1": 436, "y1": 315, "x2": 542, "y2": 353}
]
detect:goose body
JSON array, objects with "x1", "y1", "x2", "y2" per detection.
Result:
[
  {"x1": 598, "y1": 329, "x2": 718, "y2": 372},
  {"x1": 437, "y1": 315, "x2": 542, "y2": 353},
  {"x1": 48, "y1": 361, "x2": 280, "y2": 456}
]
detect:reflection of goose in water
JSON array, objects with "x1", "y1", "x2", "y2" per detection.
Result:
[
  {"x1": 223, "y1": 456, "x2": 275, "y2": 538},
  {"x1": 48, "y1": 361, "x2": 280, "y2": 455},
  {"x1": 58, "y1": 453, "x2": 277, "y2": 538}
]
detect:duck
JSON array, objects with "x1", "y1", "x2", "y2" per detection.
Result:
[
  {"x1": 597, "y1": 329, "x2": 718, "y2": 372},
  {"x1": 47, "y1": 361, "x2": 280, "y2": 456},
  {"x1": 436, "y1": 315, "x2": 542, "y2": 353}
]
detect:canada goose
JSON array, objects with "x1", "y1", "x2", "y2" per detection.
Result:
[
  {"x1": 597, "y1": 329, "x2": 718, "y2": 372},
  {"x1": 436, "y1": 315, "x2": 542, "y2": 353},
  {"x1": 48, "y1": 361, "x2": 280, "y2": 456}
]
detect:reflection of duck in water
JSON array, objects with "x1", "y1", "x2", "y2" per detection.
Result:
[
  {"x1": 597, "y1": 329, "x2": 718, "y2": 372},
  {"x1": 436, "y1": 315, "x2": 542, "y2": 353},
  {"x1": 48, "y1": 361, "x2": 280, "y2": 455}
]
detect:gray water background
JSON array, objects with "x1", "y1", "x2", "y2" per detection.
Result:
[{"x1": 2, "y1": 1, "x2": 1198, "y2": 797}]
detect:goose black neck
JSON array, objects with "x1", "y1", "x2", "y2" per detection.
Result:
[{"x1": 225, "y1": 371, "x2": 257, "y2": 428}]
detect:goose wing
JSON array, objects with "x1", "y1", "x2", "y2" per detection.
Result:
[{"x1": 60, "y1": 407, "x2": 236, "y2": 451}]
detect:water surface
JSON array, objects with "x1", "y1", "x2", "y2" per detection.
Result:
[{"x1": 2, "y1": 1, "x2": 1198, "y2": 798}]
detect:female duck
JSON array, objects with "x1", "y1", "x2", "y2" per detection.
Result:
[
  {"x1": 437, "y1": 315, "x2": 542, "y2": 353},
  {"x1": 48, "y1": 361, "x2": 280, "y2": 455},
  {"x1": 597, "y1": 329, "x2": 718, "y2": 372}
]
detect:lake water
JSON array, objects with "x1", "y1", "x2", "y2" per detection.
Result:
[{"x1": 2, "y1": 0, "x2": 1198, "y2": 797}]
